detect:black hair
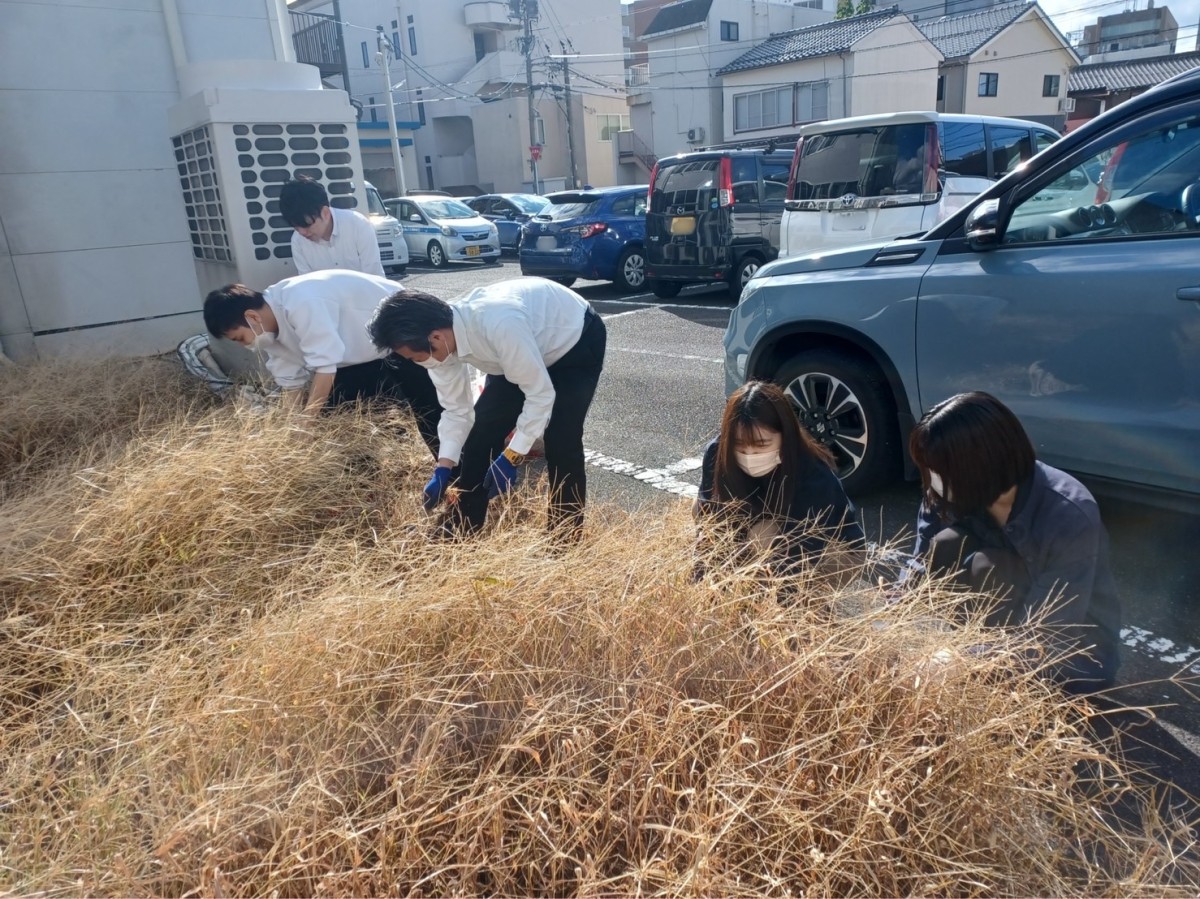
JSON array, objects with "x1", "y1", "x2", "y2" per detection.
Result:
[
  {"x1": 203, "y1": 284, "x2": 266, "y2": 338},
  {"x1": 367, "y1": 289, "x2": 454, "y2": 354},
  {"x1": 908, "y1": 391, "x2": 1036, "y2": 519},
  {"x1": 279, "y1": 176, "x2": 329, "y2": 229}
]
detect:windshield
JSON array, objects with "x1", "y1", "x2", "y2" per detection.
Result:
[
  {"x1": 650, "y1": 159, "x2": 718, "y2": 213},
  {"x1": 510, "y1": 194, "x2": 550, "y2": 213},
  {"x1": 792, "y1": 123, "x2": 929, "y2": 201},
  {"x1": 365, "y1": 186, "x2": 388, "y2": 216},
  {"x1": 415, "y1": 198, "x2": 476, "y2": 219},
  {"x1": 541, "y1": 200, "x2": 601, "y2": 219}
]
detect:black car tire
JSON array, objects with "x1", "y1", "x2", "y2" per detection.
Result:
[
  {"x1": 427, "y1": 241, "x2": 448, "y2": 269},
  {"x1": 730, "y1": 256, "x2": 761, "y2": 302},
  {"x1": 483, "y1": 256, "x2": 501, "y2": 265},
  {"x1": 614, "y1": 246, "x2": 646, "y2": 293},
  {"x1": 386, "y1": 265, "x2": 407, "y2": 277},
  {"x1": 553, "y1": 277, "x2": 577, "y2": 288},
  {"x1": 774, "y1": 350, "x2": 899, "y2": 495},
  {"x1": 650, "y1": 279, "x2": 683, "y2": 299}
]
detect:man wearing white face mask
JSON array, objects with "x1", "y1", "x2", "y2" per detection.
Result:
[
  {"x1": 694, "y1": 381, "x2": 864, "y2": 588},
  {"x1": 367, "y1": 277, "x2": 606, "y2": 540},
  {"x1": 202, "y1": 271, "x2": 442, "y2": 456}
]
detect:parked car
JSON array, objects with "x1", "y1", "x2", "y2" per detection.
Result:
[
  {"x1": 645, "y1": 146, "x2": 793, "y2": 300},
  {"x1": 467, "y1": 193, "x2": 552, "y2": 252},
  {"x1": 518, "y1": 185, "x2": 649, "y2": 292},
  {"x1": 384, "y1": 195, "x2": 500, "y2": 267},
  {"x1": 780, "y1": 112, "x2": 1060, "y2": 260},
  {"x1": 724, "y1": 66, "x2": 1200, "y2": 503},
  {"x1": 363, "y1": 181, "x2": 409, "y2": 274}
]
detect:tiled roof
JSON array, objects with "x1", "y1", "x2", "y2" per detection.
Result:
[
  {"x1": 642, "y1": 0, "x2": 714, "y2": 38},
  {"x1": 716, "y1": 8, "x2": 900, "y2": 75},
  {"x1": 917, "y1": 0, "x2": 1031, "y2": 59},
  {"x1": 1070, "y1": 51, "x2": 1200, "y2": 93}
]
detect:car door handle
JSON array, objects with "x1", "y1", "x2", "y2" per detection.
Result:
[{"x1": 1177, "y1": 287, "x2": 1200, "y2": 301}]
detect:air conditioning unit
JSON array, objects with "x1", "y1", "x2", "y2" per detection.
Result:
[
  {"x1": 686, "y1": 126, "x2": 705, "y2": 143},
  {"x1": 1058, "y1": 97, "x2": 1076, "y2": 113}
]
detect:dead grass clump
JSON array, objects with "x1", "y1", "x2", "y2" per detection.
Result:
[
  {"x1": 0, "y1": 381, "x2": 1195, "y2": 897},
  {"x1": 0, "y1": 356, "x2": 212, "y2": 500}
]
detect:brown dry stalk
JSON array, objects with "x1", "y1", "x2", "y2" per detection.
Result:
[{"x1": 0, "y1": 361, "x2": 1195, "y2": 897}]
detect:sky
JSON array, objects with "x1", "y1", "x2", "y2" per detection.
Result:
[{"x1": 618, "y1": 0, "x2": 1200, "y2": 52}]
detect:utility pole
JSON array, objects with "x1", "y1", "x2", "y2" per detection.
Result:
[
  {"x1": 559, "y1": 42, "x2": 579, "y2": 190},
  {"x1": 375, "y1": 26, "x2": 407, "y2": 197},
  {"x1": 515, "y1": 0, "x2": 540, "y2": 193}
]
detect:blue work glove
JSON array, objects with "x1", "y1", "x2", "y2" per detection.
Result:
[
  {"x1": 422, "y1": 465, "x2": 453, "y2": 512},
  {"x1": 483, "y1": 447, "x2": 524, "y2": 499}
]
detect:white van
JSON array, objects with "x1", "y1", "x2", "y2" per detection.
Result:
[
  {"x1": 363, "y1": 181, "x2": 409, "y2": 274},
  {"x1": 779, "y1": 112, "x2": 1060, "y2": 258}
]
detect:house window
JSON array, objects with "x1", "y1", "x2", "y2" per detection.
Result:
[
  {"x1": 361, "y1": 41, "x2": 370, "y2": 68},
  {"x1": 417, "y1": 89, "x2": 426, "y2": 126},
  {"x1": 733, "y1": 86, "x2": 792, "y2": 132},
  {"x1": 369, "y1": 96, "x2": 377, "y2": 123},
  {"x1": 720, "y1": 20, "x2": 739, "y2": 42},
  {"x1": 937, "y1": 75, "x2": 944, "y2": 102},
  {"x1": 391, "y1": 19, "x2": 397, "y2": 28},
  {"x1": 978, "y1": 72, "x2": 998, "y2": 97},
  {"x1": 475, "y1": 32, "x2": 486, "y2": 62},
  {"x1": 797, "y1": 81, "x2": 829, "y2": 123},
  {"x1": 393, "y1": 32, "x2": 401, "y2": 56},
  {"x1": 1043, "y1": 74, "x2": 1060, "y2": 97},
  {"x1": 408, "y1": 25, "x2": 417, "y2": 55},
  {"x1": 596, "y1": 113, "x2": 629, "y2": 141}
]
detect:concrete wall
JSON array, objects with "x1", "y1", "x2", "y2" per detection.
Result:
[
  {"x1": 0, "y1": 0, "x2": 289, "y2": 361},
  {"x1": 848, "y1": 19, "x2": 941, "y2": 116},
  {"x1": 961, "y1": 9, "x2": 1075, "y2": 121}
]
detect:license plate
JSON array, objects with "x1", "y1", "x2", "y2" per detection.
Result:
[
  {"x1": 466, "y1": 246, "x2": 480, "y2": 256},
  {"x1": 536, "y1": 236, "x2": 557, "y2": 251},
  {"x1": 669, "y1": 216, "x2": 696, "y2": 236}
]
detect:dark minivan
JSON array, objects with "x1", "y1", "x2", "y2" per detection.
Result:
[{"x1": 645, "y1": 147, "x2": 793, "y2": 300}]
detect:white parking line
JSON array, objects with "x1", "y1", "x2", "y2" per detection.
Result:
[
  {"x1": 611, "y1": 346, "x2": 723, "y2": 363},
  {"x1": 593, "y1": 298, "x2": 735, "y2": 312},
  {"x1": 586, "y1": 449, "x2": 1194, "y2": 675}
]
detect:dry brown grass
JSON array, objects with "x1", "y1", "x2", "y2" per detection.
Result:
[{"x1": 0, "y1": 359, "x2": 1196, "y2": 897}]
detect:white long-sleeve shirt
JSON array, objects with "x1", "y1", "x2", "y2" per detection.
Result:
[
  {"x1": 428, "y1": 277, "x2": 589, "y2": 463},
  {"x1": 260, "y1": 270, "x2": 400, "y2": 389},
  {"x1": 290, "y1": 207, "x2": 384, "y2": 277}
]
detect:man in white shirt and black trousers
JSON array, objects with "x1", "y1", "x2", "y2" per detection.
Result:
[
  {"x1": 368, "y1": 277, "x2": 607, "y2": 541},
  {"x1": 280, "y1": 177, "x2": 386, "y2": 277},
  {"x1": 203, "y1": 269, "x2": 441, "y2": 457}
]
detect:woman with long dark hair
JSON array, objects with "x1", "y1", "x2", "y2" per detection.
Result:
[
  {"x1": 909, "y1": 391, "x2": 1121, "y2": 693},
  {"x1": 695, "y1": 381, "x2": 864, "y2": 583}
]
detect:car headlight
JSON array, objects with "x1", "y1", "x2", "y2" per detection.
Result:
[
  {"x1": 441, "y1": 225, "x2": 457, "y2": 237},
  {"x1": 390, "y1": 224, "x2": 402, "y2": 237}
]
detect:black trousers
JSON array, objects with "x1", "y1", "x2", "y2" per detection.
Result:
[
  {"x1": 328, "y1": 357, "x2": 442, "y2": 459},
  {"x1": 928, "y1": 524, "x2": 1116, "y2": 693},
  {"x1": 449, "y1": 309, "x2": 607, "y2": 537}
]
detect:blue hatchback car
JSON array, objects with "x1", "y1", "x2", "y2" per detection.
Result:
[{"x1": 519, "y1": 185, "x2": 648, "y2": 292}]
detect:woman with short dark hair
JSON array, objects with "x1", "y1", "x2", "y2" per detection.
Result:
[
  {"x1": 910, "y1": 391, "x2": 1122, "y2": 693},
  {"x1": 695, "y1": 381, "x2": 864, "y2": 589}
]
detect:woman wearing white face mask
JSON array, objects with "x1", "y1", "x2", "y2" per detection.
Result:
[{"x1": 694, "y1": 381, "x2": 864, "y2": 592}]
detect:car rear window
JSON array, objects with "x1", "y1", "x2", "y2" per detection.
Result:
[
  {"x1": 650, "y1": 159, "x2": 720, "y2": 213},
  {"x1": 540, "y1": 195, "x2": 603, "y2": 219},
  {"x1": 792, "y1": 123, "x2": 928, "y2": 201}
]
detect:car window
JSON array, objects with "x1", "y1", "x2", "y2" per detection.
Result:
[
  {"x1": 510, "y1": 195, "x2": 548, "y2": 213},
  {"x1": 544, "y1": 200, "x2": 603, "y2": 219},
  {"x1": 1034, "y1": 130, "x2": 1058, "y2": 155},
  {"x1": 731, "y1": 157, "x2": 758, "y2": 203},
  {"x1": 1004, "y1": 111, "x2": 1200, "y2": 245},
  {"x1": 763, "y1": 158, "x2": 789, "y2": 200},
  {"x1": 415, "y1": 198, "x2": 475, "y2": 219},
  {"x1": 990, "y1": 126, "x2": 1033, "y2": 176},
  {"x1": 610, "y1": 193, "x2": 636, "y2": 215},
  {"x1": 650, "y1": 159, "x2": 719, "y2": 213},
  {"x1": 940, "y1": 122, "x2": 988, "y2": 178},
  {"x1": 792, "y1": 123, "x2": 928, "y2": 201}
]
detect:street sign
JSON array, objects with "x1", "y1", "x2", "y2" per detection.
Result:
[{"x1": 530, "y1": 145, "x2": 542, "y2": 162}]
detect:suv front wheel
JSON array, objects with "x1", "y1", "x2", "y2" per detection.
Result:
[{"x1": 774, "y1": 350, "x2": 898, "y2": 495}]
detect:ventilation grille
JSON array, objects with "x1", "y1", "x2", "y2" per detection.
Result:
[
  {"x1": 233, "y1": 123, "x2": 357, "y2": 262},
  {"x1": 173, "y1": 126, "x2": 231, "y2": 263}
]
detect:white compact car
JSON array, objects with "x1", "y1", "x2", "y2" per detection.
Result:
[
  {"x1": 385, "y1": 195, "x2": 501, "y2": 267},
  {"x1": 363, "y1": 181, "x2": 409, "y2": 274}
]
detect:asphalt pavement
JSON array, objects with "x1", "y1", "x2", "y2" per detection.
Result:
[{"x1": 397, "y1": 256, "x2": 1200, "y2": 810}]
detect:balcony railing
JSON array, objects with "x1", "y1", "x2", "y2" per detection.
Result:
[
  {"x1": 290, "y1": 11, "x2": 345, "y2": 81},
  {"x1": 626, "y1": 63, "x2": 649, "y2": 88}
]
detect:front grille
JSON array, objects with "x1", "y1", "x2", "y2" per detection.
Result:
[{"x1": 462, "y1": 231, "x2": 489, "y2": 241}]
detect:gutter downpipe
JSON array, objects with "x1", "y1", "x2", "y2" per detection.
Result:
[
  {"x1": 839, "y1": 50, "x2": 849, "y2": 118},
  {"x1": 162, "y1": 0, "x2": 188, "y2": 72},
  {"x1": 268, "y1": 0, "x2": 296, "y2": 63}
]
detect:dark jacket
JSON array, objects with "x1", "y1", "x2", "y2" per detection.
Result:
[
  {"x1": 915, "y1": 461, "x2": 1121, "y2": 678},
  {"x1": 697, "y1": 436, "x2": 864, "y2": 561}
]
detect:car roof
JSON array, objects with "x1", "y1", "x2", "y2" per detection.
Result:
[
  {"x1": 795, "y1": 110, "x2": 1054, "y2": 135},
  {"x1": 655, "y1": 147, "x2": 792, "y2": 165},
  {"x1": 544, "y1": 185, "x2": 648, "y2": 202}
]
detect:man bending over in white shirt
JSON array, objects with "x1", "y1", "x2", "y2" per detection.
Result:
[
  {"x1": 203, "y1": 270, "x2": 441, "y2": 457},
  {"x1": 280, "y1": 176, "x2": 385, "y2": 277},
  {"x1": 368, "y1": 277, "x2": 607, "y2": 540}
]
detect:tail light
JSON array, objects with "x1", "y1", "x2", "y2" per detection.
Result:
[
  {"x1": 786, "y1": 137, "x2": 803, "y2": 201},
  {"x1": 579, "y1": 222, "x2": 608, "y2": 239},
  {"x1": 718, "y1": 156, "x2": 732, "y2": 207},
  {"x1": 648, "y1": 162, "x2": 659, "y2": 207},
  {"x1": 924, "y1": 122, "x2": 940, "y2": 194}
]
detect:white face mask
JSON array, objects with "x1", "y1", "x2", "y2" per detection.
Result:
[
  {"x1": 735, "y1": 449, "x2": 781, "y2": 478},
  {"x1": 413, "y1": 351, "x2": 453, "y2": 369},
  {"x1": 248, "y1": 319, "x2": 274, "y2": 351},
  {"x1": 928, "y1": 471, "x2": 952, "y2": 501}
]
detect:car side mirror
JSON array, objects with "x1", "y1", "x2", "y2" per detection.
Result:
[
  {"x1": 409, "y1": 214, "x2": 421, "y2": 223},
  {"x1": 504, "y1": 211, "x2": 516, "y2": 220},
  {"x1": 965, "y1": 198, "x2": 1002, "y2": 251}
]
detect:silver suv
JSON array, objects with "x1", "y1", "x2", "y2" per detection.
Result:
[{"x1": 725, "y1": 68, "x2": 1200, "y2": 503}]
